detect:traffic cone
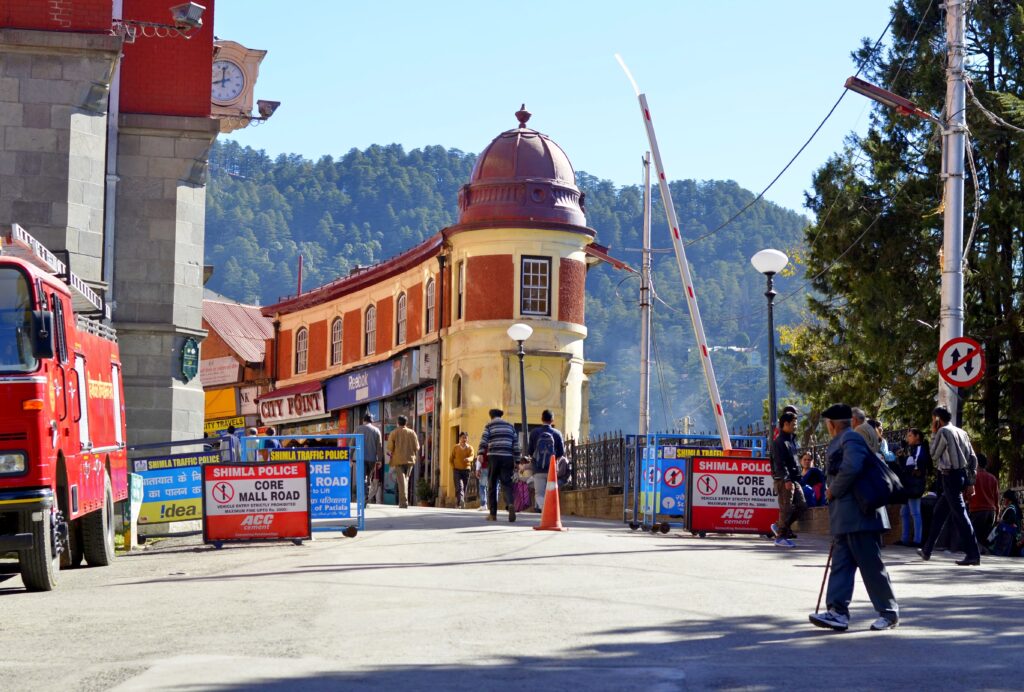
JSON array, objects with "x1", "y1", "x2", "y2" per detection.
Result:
[{"x1": 534, "y1": 454, "x2": 567, "y2": 531}]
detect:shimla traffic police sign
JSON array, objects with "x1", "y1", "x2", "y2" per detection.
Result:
[{"x1": 937, "y1": 336, "x2": 985, "y2": 388}]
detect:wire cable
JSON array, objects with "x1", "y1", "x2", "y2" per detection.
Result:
[{"x1": 681, "y1": 14, "x2": 897, "y2": 248}]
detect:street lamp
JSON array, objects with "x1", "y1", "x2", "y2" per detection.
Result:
[
  {"x1": 751, "y1": 249, "x2": 789, "y2": 434},
  {"x1": 507, "y1": 323, "x2": 533, "y2": 454}
]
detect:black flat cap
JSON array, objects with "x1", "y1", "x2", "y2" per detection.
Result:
[{"x1": 821, "y1": 403, "x2": 853, "y2": 420}]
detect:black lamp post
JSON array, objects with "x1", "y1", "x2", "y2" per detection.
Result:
[
  {"x1": 751, "y1": 249, "x2": 789, "y2": 434},
  {"x1": 506, "y1": 322, "x2": 533, "y2": 454}
]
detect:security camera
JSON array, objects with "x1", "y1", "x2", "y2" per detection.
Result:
[
  {"x1": 257, "y1": 100, "x2": 281, "y2": 119},
  {"x1": 170, "y1": 2, "x2": 206, "y2": 30}
]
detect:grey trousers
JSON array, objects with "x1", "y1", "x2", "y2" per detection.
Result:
[{"x1": 827, "y1": 531, "x2": 898, "y2": 622}]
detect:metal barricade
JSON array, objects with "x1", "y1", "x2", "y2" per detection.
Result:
[
  {"x1": 128, "y1": 437, "x2": 220, "y2": 529},
  {"x1": 240, "y1": 434, "x2": 365, "y2": 535},
  {"x1": 624, "y1": 433, "x2": 767, "y2": 533}
]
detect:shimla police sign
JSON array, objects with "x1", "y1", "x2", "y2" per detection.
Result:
[
  {"x1": 687, "y1": 456, "x2": 776, "y2": 535},
  {"x1": 202, "y1": 462, "x2": 312, "y2": 543}
]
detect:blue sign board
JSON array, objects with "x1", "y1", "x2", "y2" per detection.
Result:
[
  {"x1": 269, "y1": 447, "x2": 351, "y2": 519},
  {"x1": 132, "y1": 451, "x2": 218, "y2": 524},
  {"x1": 325, "y1": 360, "x2": 393, "y2": 410}
]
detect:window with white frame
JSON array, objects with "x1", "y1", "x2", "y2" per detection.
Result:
[
  {"x1": 295, "y1": 327, "x2": 308, "y2": 374},
  {"x1": 456, "y1": 261, "x2": 465, "y2": 320},
  {"x1": 425, "y1": 278, "x2": 435, "y2": 333},
  {"x1": 396, "y1": 292, "x2": 407, "y2": 345},
  {"x1": 330, "y1": 317, "x2": 343, "y2": 366},
  {"x1": 520, "y1": 256, "x2": 551, "y2": 316},
  {"x1": 364, "y1": 305, "x2": 376, "y2": 356}
]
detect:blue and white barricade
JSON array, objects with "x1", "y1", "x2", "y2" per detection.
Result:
[
  {"x1": 240, "y1": 434, "x2": 365, "y2": 534},
  {"x1": 625, "y1": 433, "x2": 767, "y2": 533}
]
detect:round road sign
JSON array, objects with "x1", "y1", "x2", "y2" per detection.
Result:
[{"x1": 937, "y1": 337, "x2": 985, "y2": 388}]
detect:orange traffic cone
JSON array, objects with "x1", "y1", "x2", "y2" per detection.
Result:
[{"x1": 534, "y1": 454, "x2": 567, "y2": 531}]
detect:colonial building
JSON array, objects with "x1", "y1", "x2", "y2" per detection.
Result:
[{"x1": 262, "y1": 108, "x2": 628, "y2": 503}]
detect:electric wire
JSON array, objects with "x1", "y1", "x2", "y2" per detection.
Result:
[
  {"x1": 680, "y1": 14, "x2": 897, "y2": 248},
  {"x1": 648, "y1": 300, "x2": 675, "y2": 432}
]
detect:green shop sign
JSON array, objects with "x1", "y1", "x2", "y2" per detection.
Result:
[{"x1": 181, "y1": 337, "x2": 199, "y2": 382}]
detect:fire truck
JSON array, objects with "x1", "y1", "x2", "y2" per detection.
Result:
[{"x1": 0, "y1": 224, "x2": 127, "y2": 591}]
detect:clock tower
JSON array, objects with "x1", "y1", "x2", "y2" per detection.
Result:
[{"x1": 211, "y1": 40, "x2": 267, "y2": 133}]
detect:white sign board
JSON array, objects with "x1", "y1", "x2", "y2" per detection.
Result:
[{"x1": 201, "y1": 356, "x2": 241, "y2": 387}]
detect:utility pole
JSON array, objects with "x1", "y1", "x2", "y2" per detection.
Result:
[
  {"x1": 939, "y1": 0, "x2": 967, "y2": 421},
  {"x1": 638, "y1": 152, "x2": 652, "y2": 438}
]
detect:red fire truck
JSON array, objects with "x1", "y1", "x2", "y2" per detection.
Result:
[{"x1": 0, "y1": 224, "x2": 127, "y2": 591}]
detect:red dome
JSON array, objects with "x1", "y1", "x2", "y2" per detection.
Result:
[{"x1": 456, "y1": 106, "x2": 588, "y2": 230}]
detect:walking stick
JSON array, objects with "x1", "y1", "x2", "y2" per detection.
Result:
[{"x1": 815, "y1": 542, "x2": 835, "y2": 614}]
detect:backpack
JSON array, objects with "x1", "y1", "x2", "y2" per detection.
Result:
[
  {"x1": 533, "y1": 429, "x2": 556, "y2": 473},
  {"x1": 853, "y1": 451, "x2": 908, "y2": 515}
]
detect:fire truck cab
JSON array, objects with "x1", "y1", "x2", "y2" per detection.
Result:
[{"x1": 0, "y1": 224, "x2": 128, "y2": 591}]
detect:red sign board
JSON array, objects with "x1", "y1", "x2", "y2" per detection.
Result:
[
  {"x1": 687, "y1": 456, "x2": 775, "y2": 535},
  {"x1": 203, "y1": 462, "x2": 312, "y2": 543},
  {"x1": 937, "y1": 336, "x2": 985, "y2": 388}
]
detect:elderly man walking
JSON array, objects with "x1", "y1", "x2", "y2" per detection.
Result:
[
  {"x1": 478, "y1": 408, "x2": 520, "y2": 523},
  {"x1": 809, "y1": 403, "x2": 899, "y2": 632}
]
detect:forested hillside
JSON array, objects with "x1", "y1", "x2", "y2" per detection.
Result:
[{"x1": 206, "y1": 140, "x2": 809, "y2": 434}]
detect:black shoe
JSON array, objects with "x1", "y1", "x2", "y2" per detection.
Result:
[
  {"x1": 508, "y1": 505, "x2": 516, "y2": 523},
  {"x1": 917, "y1": 548, "x2": 931, "y2": 561},
  {"x1": 956, "y1": 557, "x2": 981, "y2": 566}
]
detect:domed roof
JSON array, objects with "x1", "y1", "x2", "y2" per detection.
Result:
[{"x1": 455, "y1": 106, "x2": 588, "y2": 230}]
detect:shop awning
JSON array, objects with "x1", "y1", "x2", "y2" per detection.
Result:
[{"x1": 255, "y1": 380, "x2": 322, "y2": 402}]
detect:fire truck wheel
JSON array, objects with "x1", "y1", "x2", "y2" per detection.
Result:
[
  {"x1": 19, "y1": 507, "x2": 60, "y2": 592},
  {"x1": 82, "y1": 472, "x2": 115, "y2": 567}
]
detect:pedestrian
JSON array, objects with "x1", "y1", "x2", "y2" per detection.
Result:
[
  {"x1": 772, "y1": 404, "x2": 799, "y2": 439},
  {"x1": 219, "y1": 425, "x2": 240, "y2": 462},
  {"x1": 894, "y1": 428, "x2": 931, "y2": 547},
  {"x1": 478, "y1": 408, "x2": 520, "y2": 522},
  {"x1": 800, "y1": 452, "x2": 826, "y2": 507},
  {"x1": 475, "y1": 451, "x2": 490, "y2": 512},
  {"x1": 809, "y1": 403, "x2": 899, "y2": 632},
  {"x1": 852, "y1": 408, "x2": 880, "y2": 456},
  {"x1": 356, "y1": 414, "x2": 384, "y2": 503},
  {"x1": 450, "y1": 432, "x2": 474, "y2": 509},
  {"x1": 968, "y1": 454, "x2": 999, "y2": 554},
  {"x1": 870, "y1": 420, "x2": 896, "y2": 462},
  {"x1": 386, "y1": 415, "x2": 419, "y2": 509},
  {"x1": 771, "y1": 411, "x2": 807, "y2": 546},
  {"x1": 527, "y1": 409, "x2": 565, "y2": 512},
  {"x1": 989, "y1": 490, "x2": 1021, "y2": 557},
  {"x1": 919, "y1": 406, "x2": 982, "y2": 566}
]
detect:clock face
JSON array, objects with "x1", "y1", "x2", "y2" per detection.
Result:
[{"x1": 211, "y1": 60, "x2": 245, "y2": 103}]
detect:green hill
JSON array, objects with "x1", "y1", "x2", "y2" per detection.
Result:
[{"x1": 205, "y1": 140, "x2": 808, "y2": 434}]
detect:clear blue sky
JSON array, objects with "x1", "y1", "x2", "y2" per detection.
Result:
[{"x1": 216, "y1": 1, "x2": 895, "y2": 215}]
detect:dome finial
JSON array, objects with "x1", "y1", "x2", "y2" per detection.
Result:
[{"x1": 516, "y1": 104, "x2": 531, "y2": 128}]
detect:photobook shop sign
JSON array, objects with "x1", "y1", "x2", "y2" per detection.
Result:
[{"x1": 687, "y1": 455, "x2": 775, "y2": 535}]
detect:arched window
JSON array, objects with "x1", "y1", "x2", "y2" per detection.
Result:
[
  {"x1": 364, "y1": 305, "x2": 376, "y2": 356},
  {"x1": 425, "y1": 278, "x2": 436, "y2": 333},
  {"x1": 330, "y1": 317, "x2": 343, "y2": 366},
  {"x1": 452, "y1": 373, "x2": 462, "y2": 409},
  {"x1": 295, "y1": 327, "x2": 308, "y2": 374},
  {"x1": 396, "y1": 292, "x2": 407, "y2": 346}
]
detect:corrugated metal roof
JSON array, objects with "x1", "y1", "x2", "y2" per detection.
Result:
[{"x1": 203, "y1": 298, "x2": 274, "y2": 364}]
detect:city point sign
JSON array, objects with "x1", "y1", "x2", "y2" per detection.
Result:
[{"x1": 259, "y1": 389, "x2": 326, "y2": 425}]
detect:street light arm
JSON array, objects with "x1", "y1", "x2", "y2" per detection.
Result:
[{"x1": 844, "y1": 76, "x2": 942, "y2": 125}]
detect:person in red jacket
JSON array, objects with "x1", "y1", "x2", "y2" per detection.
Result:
[{"x1": 969, "y1": 454, "x2": 999, "y2": 553}]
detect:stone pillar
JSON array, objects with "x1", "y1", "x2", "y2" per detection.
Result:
[
  {"x1": 0, "y1": 28, "x2": 119, "y2": 285},
  {"x1": 113, "y1": 113, "x2": 219, "y2": 446}
]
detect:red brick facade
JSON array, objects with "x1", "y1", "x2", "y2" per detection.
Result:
[
  {"x1": 343, "y1": 310, "x2": 361, "y2": 363},
  {"x1": 376, "y1": 297, "x2": 394, "y2": 353},
  {"x1": 2, "y1": 0, "x2": 111, "y2": 32},
  {"x1": 466, "y1": 255, "x2": 514, "y2": 321},
  {"x1": 558, "y1": 258, "x2": 586, "y2": 324},
  {"x1": 407, "y1": 282, "x2": 423, "y2": 343},
  {"x1": 308, "y1": 319, "x2": 328, "y2": 373},
  {"x1": 276, "y1": 328, "x2": 292, "y2": 381}
]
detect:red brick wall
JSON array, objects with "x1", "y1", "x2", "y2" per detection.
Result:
[
  {"x1": 2, "y1": 0, "x2": 111, "y2": 31},
  {"x1": 376, "y1": 297, "x2": 394, "y2": 353},
  {"x1": 119, "y1": 0, "x2": 215, "y2": 117},
  {"x1": 276, "y1": 328, "x2": 292, "y2": 380},
  {"x1": 558, "y1": 258, "x2": 586, "y2": 324},
  {"x1": 201, "y1": 320, "x2": 233, "y2": 358},
  {"x1": 407, "y1": 282, "x2": 423, "y2": 343},
  {"x1": 343, "y1": 310, "x2": 361, "y2": 363},
  {"x1": 308, "y1": 319, "x2": 327, "y2": 373},
  {"x1": 466, "y1": 255, "x2": 513, "y2": 321}
]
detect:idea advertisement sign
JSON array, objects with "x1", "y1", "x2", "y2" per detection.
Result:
[
  {"x1": 202, "y1": 462, "x2": 312, "y2": 543},
  {"x1": 687, "y1": 455, "x2": 776, "y2": 535},
  {"x1": 133, "y1": 451, "x2": 220, "y2": 524}
]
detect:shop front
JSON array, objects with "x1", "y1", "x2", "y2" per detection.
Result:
[{"x1": 257, "y1": 381, "x2": 335, "y2": 440}]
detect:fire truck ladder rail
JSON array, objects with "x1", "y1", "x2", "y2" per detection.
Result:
[{"x1": 1, "y1": 224, "x2": 106, "y2": 316}]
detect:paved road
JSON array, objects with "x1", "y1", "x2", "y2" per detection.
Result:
[{"x1": 1, "y1": 505, "x2": 1021, "y2": 691}]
